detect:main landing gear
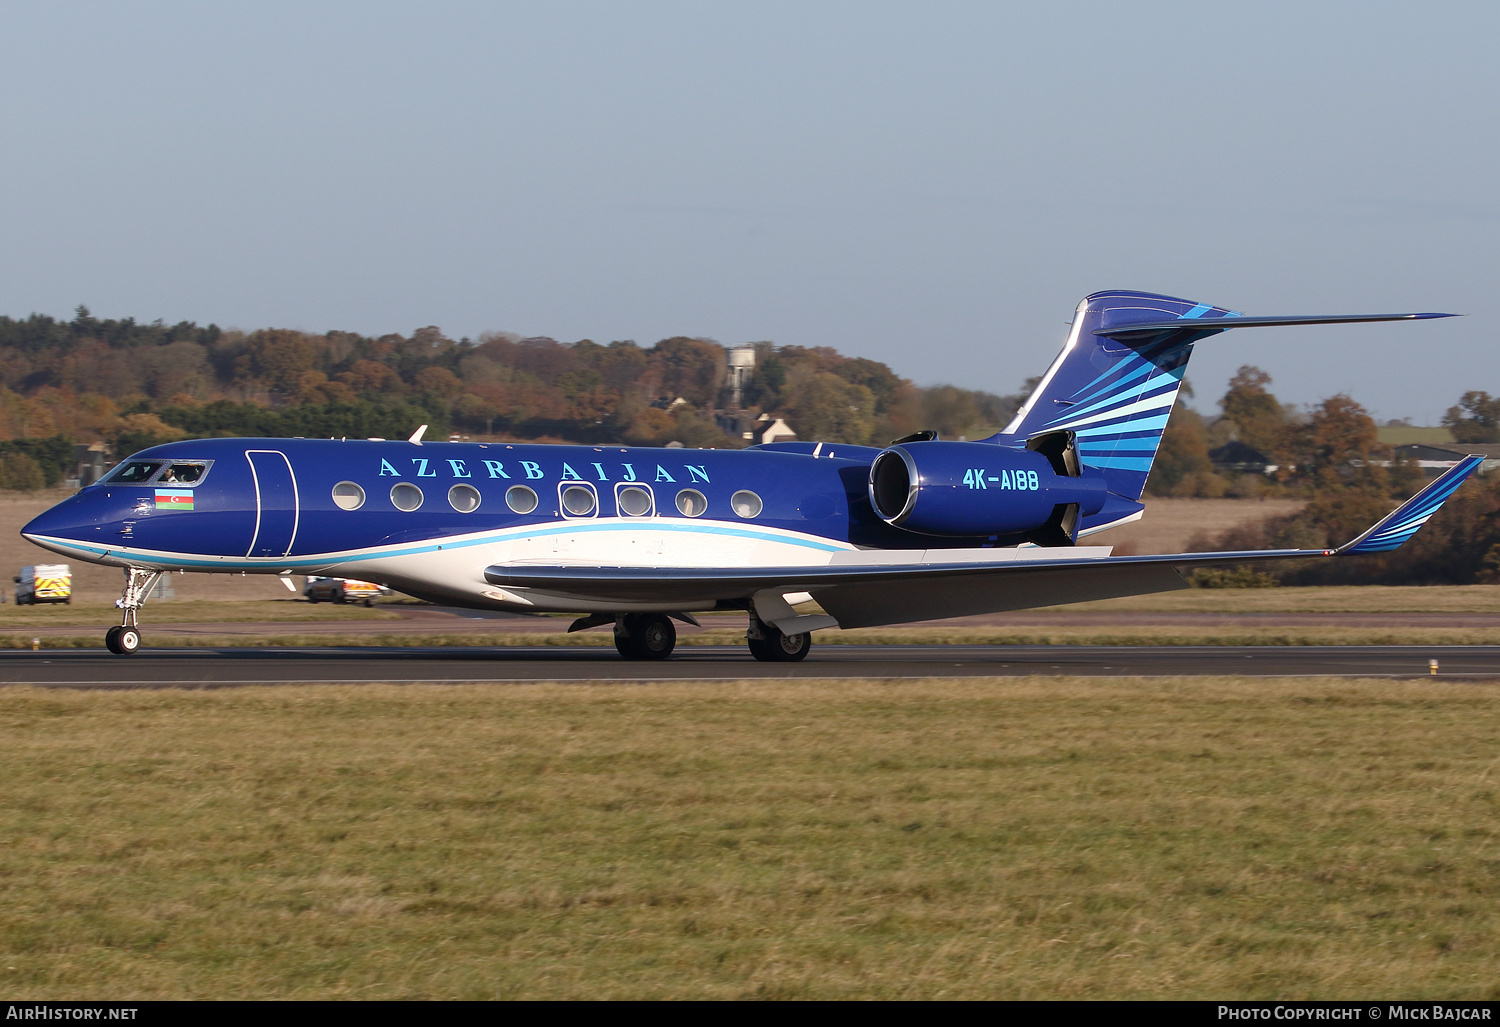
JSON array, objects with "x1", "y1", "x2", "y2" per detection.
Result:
[
  {"x1": 608, "y1": 611, "x2": 814, "y2": 662},
  {"x1": 105, "y1": 568, "x2": 161, "y2": 656},
  {"x1": 614, "y1": 613, "x2": 677, "y2": 660},
  {"x1": 746, "y1": 613, "x2": 811, "y2": 663}
]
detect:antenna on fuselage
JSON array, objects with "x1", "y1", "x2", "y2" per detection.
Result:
[{"x1": 408, "y1": 424, "x2": 428, "y2": 444}]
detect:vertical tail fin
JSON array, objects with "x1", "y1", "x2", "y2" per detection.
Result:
[{"x1": 987, "y1": 290, "x2": 1240, "y2": 502}]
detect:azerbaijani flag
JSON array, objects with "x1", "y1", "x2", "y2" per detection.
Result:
[{"x1": 155, "y1": 488, "x2": 195, "y2": 511}]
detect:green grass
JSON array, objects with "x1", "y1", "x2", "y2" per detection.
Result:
[{"x1": 1, "y1": 677, "x2": 1497, "y2": 999}]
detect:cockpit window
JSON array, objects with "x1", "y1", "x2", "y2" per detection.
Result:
[
  {"x1": 105, "y1": 461, "x2": 164, "y2": 484},
  {"x1": 100, "y1": 459, "x2": 213, "y2": 486},
  {"x1": 160, "y1": 463, "x2": 206, "y2": 485}
]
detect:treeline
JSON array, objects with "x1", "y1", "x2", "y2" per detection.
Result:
[
  {"x1": 1149, "y1": 367, "x2": 1427, "y2": 500},
  {"x1": 0, "y1": 307, "x2": 1026, "y2": 463},
  {"x1": 1150, "y1": 366, "x2": 1500, "y2": 586},
  {"x1": 1185, "y1": 471, "x2": 1500, "y2": 587}
]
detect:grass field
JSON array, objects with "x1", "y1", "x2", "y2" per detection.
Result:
[{"x1": 2, "y1": 677, "x2": 1497, "y2": 999}]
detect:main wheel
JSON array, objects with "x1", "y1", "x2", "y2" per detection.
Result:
[
  {"x1": 748, "y1": 625, "x2": 811, "y2": 662},
  {"x1": 116, "y1": 627, "x2": 141, "y2": 655},
  {"x1": 614, "y1": 613, "x2": 676, "y2": 660},
  {"x1": 105, "y1": 625, "x2": 123, "y2": 654}
]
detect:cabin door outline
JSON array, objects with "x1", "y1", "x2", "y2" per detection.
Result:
[{"x1": 245, "y1": 450, "x2": 300, "y2": 558}]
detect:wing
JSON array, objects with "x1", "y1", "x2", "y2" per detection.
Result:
[{"x1": 484, "y1": 457, "x2": 1484, "y2": 632}]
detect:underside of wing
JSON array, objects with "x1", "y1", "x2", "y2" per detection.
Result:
[{"x1": 483, "y1": 457, "x2": 1483, "y2": 631}]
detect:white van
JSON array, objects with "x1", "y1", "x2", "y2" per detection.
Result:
[{"x1": 15, "y1": 564, "x2": 71, "y2": 605}]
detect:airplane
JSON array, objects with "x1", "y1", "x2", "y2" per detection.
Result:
[{"x1": 18, "y1": 290, "x2": 1483, "y2": 660}]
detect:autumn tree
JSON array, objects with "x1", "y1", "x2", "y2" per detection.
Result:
[
  {"x1": 1218, "y1": 366, "x2": 1287, "y2": 455},
  {"x1": 1277, "y1": 394, "x2": 1394, "y2": 494},
  {"x1": 784, "y1": 372, "x2": 876, "y2": 445},
  {"x1": 0, "y1": 452, "x2": 45, "y2": 491},
  {"x1": 1442, "y1": 391, "x2": 1500, "y2": 443}
]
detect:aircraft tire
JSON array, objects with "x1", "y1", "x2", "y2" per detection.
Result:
[
  {"x1": 748, "y1": 626, "x2": 811, "y2": 662},
  {"x1": 104, "y1": 626, "x2": 123, "y2": 654},
  {"x1": 116, "y1": 627, "x2": 141, "y2": 655},
  {"x1": 615, "y1": 613, "x2": 675, "y2": 660}
]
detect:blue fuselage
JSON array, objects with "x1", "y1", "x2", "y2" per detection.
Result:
[{"x1": 24, "y1": 437, "x2": 1002, "y2": 568}]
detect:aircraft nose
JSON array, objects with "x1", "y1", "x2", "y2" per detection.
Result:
[
  {"x1": 21, "y1": 490, "x2": 127, "y2": 554},
  {"x1": 21, "y1": 505, "x2": 72, "y2": 542}
]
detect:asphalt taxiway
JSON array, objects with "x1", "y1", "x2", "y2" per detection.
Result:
[{"x1": 2, "y1": 644, "x2": 1499, "y2": 687}]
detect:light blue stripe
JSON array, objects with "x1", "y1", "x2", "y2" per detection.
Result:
[
  {"x1": 1076, "y1": 456, "x2": 1155, "y2": 471},
  {"x1": 32, "y1": 519, "x2": 849, "y2": 570},
  {"x1": 1045, "y1": 366, "x2": 1183, "y2": 426},
  {"x1": 1180, "y1": 303, "x2": 1212, "y2": 319},
  {"x1": 1070, "y1": 412, "x2": 1173, "y2": 439}
]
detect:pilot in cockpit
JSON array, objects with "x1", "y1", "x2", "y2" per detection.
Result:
[{"x1": 161, "y1": 464, "x2": 203, "y2": 485}]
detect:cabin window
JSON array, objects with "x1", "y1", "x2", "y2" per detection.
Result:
[
  {"x1": 448, "y1": 483, "x2": 481, "y2": 513},
  {"x1": 332, "y1": 482, "x2": 365, "y2": 511},
  {"x1": 104, "y1": 461, "x2": 164, "y2": 484},
  {"x1": 391, "y1": 482, "x2": 424, "y2": 512},
  {"x1": 731, "y1": 490, "x2": 763, "y2": 518},
  {"x1": 560, "y1": 484, "x2": 597, "y2": 517},
  {"x1": 675, "y1": 489, "x2": 707, "y2": 517},
  {"x1": 616, "y1": 484, "x2": 653, "y2": 517},
  {"x1": 506, "y1": 485, "x2": 539, "y2": 514}
]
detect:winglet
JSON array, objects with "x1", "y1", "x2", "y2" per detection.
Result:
[
  {"x1": 1338, "y1": 456, "x2": 1485, "y2": 554},
  {"x1": 408, "y1": 424, "x2": 428, "y2": 444}
]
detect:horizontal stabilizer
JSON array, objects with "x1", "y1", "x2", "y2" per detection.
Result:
[{"x1": 1096, "y1": 310, "x2": 1456, "y2": 341}]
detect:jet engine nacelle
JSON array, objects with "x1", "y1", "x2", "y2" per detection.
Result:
[{"x1": 867, "y1": 439, "x2": 1108, "y2": 544}]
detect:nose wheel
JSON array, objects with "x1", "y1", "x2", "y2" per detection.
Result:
[{"x1": 105, "y1": 568, "x2": 161, "y2": 656}]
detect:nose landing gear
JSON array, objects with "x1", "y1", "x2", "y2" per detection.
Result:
[{"x1": 105, "y1": 568, "x2": 161, "y2": 656}]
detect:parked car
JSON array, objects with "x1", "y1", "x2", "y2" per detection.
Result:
[
  {"x1": 304, "y1": 576, "x2": 388, "y2": 606},
  {"x1": 15, "y1": 564, "x2": 71, "y2": 605}
]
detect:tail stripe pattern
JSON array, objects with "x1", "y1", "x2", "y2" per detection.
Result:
[{"x1": 1039, "y1": 333, "x2": 1195, "y2": 475}]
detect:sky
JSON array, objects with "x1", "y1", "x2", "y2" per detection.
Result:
[{"x1": 0, "y1": 0, "x2": 1494, "y2": 423}]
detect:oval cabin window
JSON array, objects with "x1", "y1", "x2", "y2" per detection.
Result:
[
  {"x1": 617, "y1": 485, "x2": 653, "y2": 517},
  {"x1": 448, "y1": 483, "x2": 481, "y2": 513},
  {"x1": 561, "y1": 485, "x2": 597, "y2": 517},
  {"x1": 730, "y1": 490, "x2": 763, "y2": 518},
  {"x1": 506, "y1": 485, "x2": 539, "y2": 514},
  {"x1": 391, "y1": 483, "x2": 424, "y2": 512},
  {"x1": 332, "y1": 481, "x2": 365, "y2": 511}
]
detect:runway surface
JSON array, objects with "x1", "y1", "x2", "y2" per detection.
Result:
[{"x1": 3, "y1": 644, "x2": 1499, "y2": 686}]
